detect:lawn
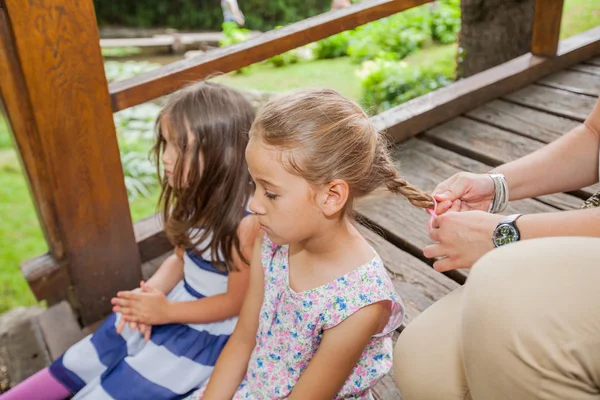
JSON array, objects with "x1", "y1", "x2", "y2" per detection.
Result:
[
  {"x1": 213, "y1": 43, "x2": 457, "y2": 103},
  {"x1": 0, "y1": 0, "x2": 598, "y2": 314}
]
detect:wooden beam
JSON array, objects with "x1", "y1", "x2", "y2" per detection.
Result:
[
  {"x1": 372, "y1": 26, "x2": 600, "y2": 143},
  {"x1": 4, "y1": 0, "x2": 141, "y2": 324},
  {"x1": 0, "y1": 8, "x2": 65, "y2": 259},
  {"x1": 531, "y1": 0, "x2": 564, "y2": 57},
  {"x1": 109, "y1": 0, "x2": 433, "y2": 111},
  {"x1": 24, "y1": 215, "x2": 169, "y2": 304}
]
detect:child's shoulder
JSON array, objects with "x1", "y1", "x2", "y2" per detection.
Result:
[{"x1": 237, "y1": 213, "x2": 260, "y2": 246}]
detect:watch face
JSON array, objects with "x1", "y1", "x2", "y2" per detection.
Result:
[{"x1": 493, "y1": 223, "x2": 519, "y2": 247}]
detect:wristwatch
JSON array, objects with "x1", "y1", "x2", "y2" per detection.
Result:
[{"x1": 492, "y1": 214, "x2": 522, "y2": 247}]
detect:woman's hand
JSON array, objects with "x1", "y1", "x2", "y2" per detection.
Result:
[
  {"x1": 432, "y1": 172, "x2": 495, "y2": 215},
  {"x1": 112, "y1": 282, "x2": 171, "y2": 326},
  {"x1": 424, "y1": 210, "x2": 503, "y2": 271}
]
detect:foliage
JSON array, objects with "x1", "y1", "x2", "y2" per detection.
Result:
[
  {"x1": 122, "y1": 151, "x2": 158, "y2": 200},
  {"x1": 0, "y1": 118, "x2": 11, "y2": 149},
  {"x1": 268, "y1": 50, "x2": 300, "y2": 67},
  {"x1": 313, "y1": 31, "x2": 353, "y2": 60},
  {"x1": 358, "y1": 58, "x2": 454, "y2": 114},
  {"x1": 104, "y1": 60, "x2": 161, "y2": 83},
  {"x1": 93, "y1": 0, "x2": 331, "y2": 32},
  {"x1": 101, "y1": 47, "x2": 143, "y2": 58},
  {"x1": 219, "y1": 22, "x2": 253, "y2": 47},
  {"x1": 430, "y1": 0, "x2": 461, "y2": 44},
  {"x1": 313, "y1": 1, "x2": 460, "y2": 63},
  {"x1": 113, "y1": 103, "x2": 162, "y2": 201}
]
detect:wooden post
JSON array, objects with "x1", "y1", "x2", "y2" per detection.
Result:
[
  {"x1": 1, "y1": 0, "x2": 142, "y2": 324},
  {"x1": 531, "y1": 0, "x2": 565, "y2": 57}
]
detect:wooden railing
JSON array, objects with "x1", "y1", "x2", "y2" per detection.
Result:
[
  {"x1": 1, "y1": 0, "x2": 599, "y2": 325},
  {"x1": 109, "y1": 0, "x2": 435, "y2": 111}
]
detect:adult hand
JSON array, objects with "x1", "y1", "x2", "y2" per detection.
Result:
[
  {"x1": 424, "y1": 210, "x2": 503, "y2": 271},
  {"x1": 432, "y1": 172, "x2": 495, "y2": 215}
]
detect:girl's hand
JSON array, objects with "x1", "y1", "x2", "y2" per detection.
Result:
[
  {"x1": 423, "y1": 210, "x2": 503, "y2": 271},
  {"x1": 432, "y1": 172, "x2": 495, "y2": 215},
  {"x1": 116, "y1": 317, "x2": 153, "y2": 342},
  {"x1": 112, "y1": 282, "x2": 171, "y2": 326}
]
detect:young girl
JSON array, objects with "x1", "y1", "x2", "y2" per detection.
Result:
[
  {"x1": 1, "y1": 81, "x2": 259, "y2": 400},
  {"x1": 191, "y1": 89, "x2": 434, "y2": 399}
]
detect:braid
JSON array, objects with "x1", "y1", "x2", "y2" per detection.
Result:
[
  {"x1": 373, "y1": 138, "x2": 434, "y2": 209},
  {"x1": 386, "y1": 175, "x2": 434, "y2": 209}
]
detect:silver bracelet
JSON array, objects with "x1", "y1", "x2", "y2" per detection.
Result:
[{"x1": 488, "y1": 172, "x2": 509, "y2": 213}]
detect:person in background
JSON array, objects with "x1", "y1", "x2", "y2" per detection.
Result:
[{"x1": 222, "y1": 0, "x2": 245, "y2": 27}]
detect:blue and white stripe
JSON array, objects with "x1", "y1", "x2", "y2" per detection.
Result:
[{"x1": 49, "y1": 232, "x2": 237, "y2": 400}]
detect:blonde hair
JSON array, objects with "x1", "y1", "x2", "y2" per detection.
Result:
[{"x1": 250, "y1": 88, "x2": 433, "y2": 211}]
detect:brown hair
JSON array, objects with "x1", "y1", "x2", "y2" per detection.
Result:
[
  {"x1": 250, "y1": 88, "x2": 433, "y2": 211},
  {"x1": 152, "y1": 81, "x2": 255, "y2": 271}
]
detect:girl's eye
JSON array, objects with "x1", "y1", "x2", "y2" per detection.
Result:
[{"x1": 264, "y1": 191, "x2": 278, "y2": 200}]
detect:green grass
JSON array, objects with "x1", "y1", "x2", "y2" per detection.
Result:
[
  {"x1": 0, "y1": 0, "x2": 598, "y2": 313},
  {"x1": 213, "y1": 57, "x2": 364, "y2": 101},
  {"x1": 561, "y1": 0, "x2": 600, "y2": 39},
  {"x1": 0, "y1": 147, "x2": 43, "y2": 312}
]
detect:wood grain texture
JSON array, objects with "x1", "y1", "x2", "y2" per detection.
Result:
[
  {"x1": 371, "y1": 27, "x2": 600, "y2": 144},
  {"x1": 465, "y1": 99, "x2": 579, "y2": 144},
  {"x1": 5, "y1": 0, "x2": 141, "y2": 324},
  {"x1": 423, "y1": 117, "x2": 600, "y2": 198},
  {"x1": 531, "y1": 0, "x2": 564, "y2": 57},
  {"x1": 0, "y1": 9, "x2": 64, "y2": 259},
  {"x1": 570, "y1": 63, "x2": 600, "y2": 77},
  {"x1": 503, "y1": 84, "x2": 598, "y2": 122},
  {"x1": 585, "y1": 56, "x2": 600, "y2": 66},
  {"x1": 20, "y1": 255, "x2": 70, "y2": 305},
  {"x1": 109, "y1": 0, "x2": 434, "y2": 111},
  {"x1": 538, "y1": 70, "x2": 600, "y2": 97},
  {"x1": 134, "y1": 213, "x2": 171, "y2": 263}
]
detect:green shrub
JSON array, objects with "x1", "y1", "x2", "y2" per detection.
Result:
[
  {"x1": 314, "y1": 31, "x2": 353, "y2": 59},
  {"x1": 358, "y1": 58, "x2": 453, "y2": 114},
  {"x1": 268, "y1": 50, "x2": 300, "y2": 67},
  {"x1": 219, "y1": 22, "x2": 253, "y2": 47},
  {"x1": 104, "y1": 60, "x2": 161, "y2": 83},
  {"x1": 101, "y1": 47, "x2": 143, "y2": 58},
  {"x1": 93, "y1": 0, "x2": 331, "y2": 32},
  {"x1": 430, "y1": 0, "x2": 461, "y2": 44},
  {"x1": 347, "y1": 8, "x2": 431, "y2": 63}
]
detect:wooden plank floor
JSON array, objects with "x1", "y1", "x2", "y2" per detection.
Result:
[{"x1": 360, "y1": 58, "x2": 599, "y2": 399}]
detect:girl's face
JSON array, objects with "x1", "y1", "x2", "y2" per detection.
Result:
[
  {"x1": 245, "y1": 138, "x2": 326, "y2": 246},
  {"x1": 160, "y1": 118, "x2": 201, "y2": 188}
]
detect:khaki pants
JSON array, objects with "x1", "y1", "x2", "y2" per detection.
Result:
[{"x1": 394, "y1": 237, "x2": 600, "y2": 400}]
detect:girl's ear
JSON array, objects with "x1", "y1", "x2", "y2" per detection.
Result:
[{"x1": 317, "y1": 179, "x2": 349, "y2": 217}]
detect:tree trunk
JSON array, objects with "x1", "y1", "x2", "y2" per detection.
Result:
[{"x1": 458, "y1": 0, "x2": 536, "y2": 78}]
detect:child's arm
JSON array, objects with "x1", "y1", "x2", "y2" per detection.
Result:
[
  {"x1": 145, "y1": 246, "x2": 185, "y2": 294},
  {"x1": 113, "y1": 216, "x2": 258, "y2": 326},
  {"x1": 288, "y1": 302, "x2": 390, "y2": 400},
  {"x1": 202, "y1": 233, "x2": 265, "y2": 400}
]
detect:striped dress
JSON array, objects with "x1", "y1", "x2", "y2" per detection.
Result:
[{"x1": 49, "y1": 233, "x2": 237, "y2": 400}]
